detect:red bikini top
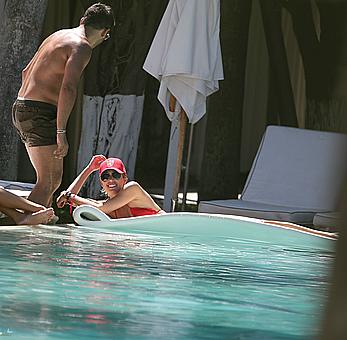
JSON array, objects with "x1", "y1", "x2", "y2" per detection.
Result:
[{"x1": 129, "y1": 207, "x2": 160, "y2": 217}]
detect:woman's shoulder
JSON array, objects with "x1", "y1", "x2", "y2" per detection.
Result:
[
  {"x1": 124, "y1": 181, "x2": 149, "y2": 196},
  {"x1": 125, "y1": 180, "x2": 140, "y2": 187},
  {"x1": 124, "y1": 181, "x2": 143, "y2": 191}
]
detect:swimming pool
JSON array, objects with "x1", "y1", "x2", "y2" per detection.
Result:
[{"x1": 0, "y1": 224, "x2": 333, "y2": 339}]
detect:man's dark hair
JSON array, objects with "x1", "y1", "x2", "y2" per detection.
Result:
[{"x1": 82, "y1": 3, "x2": 115, "y2": 30}]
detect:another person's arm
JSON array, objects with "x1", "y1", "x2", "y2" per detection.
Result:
[{"x1": 0, "y1": 187, "x2": 46, "y2": 213}]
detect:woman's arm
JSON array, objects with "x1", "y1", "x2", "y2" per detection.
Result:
[
  {"x1": 56, "y1": 155, "x2": 106, "y2": 208},
  {"x1": 66, "y1": 194, "x2": 103, "y2": 208},
  {"x1": 98, "y1": 182, "x2": 139, "y2": 214},
  {"x1": 67, "y1": 155, "x2": 106, "y2": 193}
]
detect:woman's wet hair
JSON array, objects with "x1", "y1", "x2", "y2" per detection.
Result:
[
  {"x1": 100, "y1": 188, "x2": 108, "y2": 199},
  {"x1": 82, "y1": 3, "x2": 115, "y2": 30}
]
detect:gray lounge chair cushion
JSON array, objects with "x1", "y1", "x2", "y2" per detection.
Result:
[
  {"x1": 199, "y1": 125, "x2": 347, "y2": 224},
  {"x1": 198, "y1": 199, "x2": 319, "y2": 224}
]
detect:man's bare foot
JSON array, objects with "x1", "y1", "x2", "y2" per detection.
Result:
[{"x1": 18, "y1": 208, "x2": 55, "y2": 225}]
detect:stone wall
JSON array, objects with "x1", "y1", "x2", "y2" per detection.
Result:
[{"x1": 0, "y1": 0, "x2": 47, "y2": 180}]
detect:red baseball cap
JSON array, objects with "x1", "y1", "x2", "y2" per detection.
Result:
[{"x1": 99, "y1": 158, "x2": 126, "y2": 175}]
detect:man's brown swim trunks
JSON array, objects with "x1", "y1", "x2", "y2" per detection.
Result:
[{"x1": 12, "y1": 99, "x2": 57, "y2": 147}]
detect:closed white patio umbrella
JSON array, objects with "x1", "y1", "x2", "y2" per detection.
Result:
[{"x1": 143, "y1": 0, "x2": 223, "y2": 211}]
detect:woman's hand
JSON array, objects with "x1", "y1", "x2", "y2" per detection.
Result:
[
  {"x1": 88, "y1": 155, "x2": 106, "y2": 172},
  {"x1": 56, "y1": 190, "x2": 70, "y2": 208}
]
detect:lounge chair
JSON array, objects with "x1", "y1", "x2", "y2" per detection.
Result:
[
  {"x1": 0, "y1": 180, "x2": 34, "y2": 197},
  {"x1": 198, "y1": 125, "x2": 347, "y2": 226},
  {"x1": 313, "y1": 211, "x2": 342, "y2": 232}
]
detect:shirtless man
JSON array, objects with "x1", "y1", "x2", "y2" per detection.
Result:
[{"x1": 12, "y1": 3, "x2": 115, "y2": 207}]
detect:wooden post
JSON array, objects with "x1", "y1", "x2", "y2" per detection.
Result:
[{"x1": 163, "y1": 109, "x2": 187, "y2": 212}]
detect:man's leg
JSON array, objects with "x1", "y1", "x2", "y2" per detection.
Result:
[{"x1": 25, "y1": 144, "x2": 63, "y2": 207}]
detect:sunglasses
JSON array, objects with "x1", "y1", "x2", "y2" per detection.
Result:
[{"x1": 100, "y1": 170, "x2": 122, "y2": 181}]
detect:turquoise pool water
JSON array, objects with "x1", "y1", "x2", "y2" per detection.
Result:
[{"x1": 0, "y1": 225, "x2": 333, "y2": 339}]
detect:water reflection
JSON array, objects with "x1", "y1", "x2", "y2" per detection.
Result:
[{"x1": 0, "y1": 225, "x2": 334, "y2": 340}]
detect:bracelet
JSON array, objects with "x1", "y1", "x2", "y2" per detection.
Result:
[
  {"x1": 57, "y1": 129, "x2": 66, "y2": 134},
  {"x1": 65, "y1": 191, "x2": 72, "y2": 201}
]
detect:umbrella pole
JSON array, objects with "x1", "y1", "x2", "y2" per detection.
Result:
[
  {"x1": 163, "y1": 109, "x2": 187, "y2": 212},
  {"x1": 182, "y1": 123, "x2": 194, "y2": 210}
]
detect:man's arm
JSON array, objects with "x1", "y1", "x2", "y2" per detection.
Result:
[{"x1": 54, "y1": 43, "x2": 92, "y2": 159}]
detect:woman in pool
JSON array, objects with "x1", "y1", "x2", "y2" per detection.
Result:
[
  {"x1": 56, "y1": 155, "x2": 164, "y2": 218},
  {"x1": 0, "y1": 187, "x2": 55, "y2": 225}
]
